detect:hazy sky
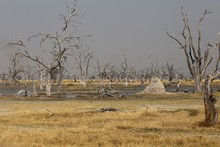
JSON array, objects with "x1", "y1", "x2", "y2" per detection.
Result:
[{"x1": 0, "y1": 0, "x2": 220, "y2": 73}]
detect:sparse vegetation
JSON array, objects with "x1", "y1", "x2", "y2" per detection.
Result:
[
  {"x1": 0, "y1": 92, "x2": 220, "y2": 146},
  {"x1": 1, "y1": 1, "x2": 220, "y2": 146}
]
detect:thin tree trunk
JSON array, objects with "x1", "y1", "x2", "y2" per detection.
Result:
[
  {"x1": 125, "y1": 76, "x2": 128, "y2": 87},
  {"x1": 57, "y1": 80, "x2": 62, "y2": 92},
  {"x1": 57, "y1": 66, "x2": 63, "y2": 92},
  {"x1": 33, "y1": 80, "x2": 37, "y2": 96},
  {"x1": 57, "y1": 74, "x2": 62, "y2": 92},
  {"x1": 80, "y1": 76, "x2": 86, "y2": 87},
  {"x1": 46, "y1": 79, "x2": 53, "y2": 97},
  {"x1": 40, "y1": 70, "x2": 44, "y2": 90}
]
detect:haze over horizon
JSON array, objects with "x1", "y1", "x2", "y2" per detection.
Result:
[{"x1": 0, "y1": 0, "x2": 220, "y2": 75}]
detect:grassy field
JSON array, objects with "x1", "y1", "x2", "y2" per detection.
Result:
[{"x1": 0, "y1": 93, "x2": 220, "y2": 147}]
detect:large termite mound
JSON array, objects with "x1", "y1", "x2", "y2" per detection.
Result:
[{"x1": 138, "y1": 77, "x2": 168, "y2": 94}]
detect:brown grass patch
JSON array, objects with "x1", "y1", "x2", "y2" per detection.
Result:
[{"x1": 0, "y1": 96, "x2": 220, "y2": 146}]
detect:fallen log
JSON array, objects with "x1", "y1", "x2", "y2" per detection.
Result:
[{"x1": 98, "y1": 107, "x2": 119, "y2": 112}]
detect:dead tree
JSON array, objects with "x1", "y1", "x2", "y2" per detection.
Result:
[
  {"x1": 166, "y1": 7, "x2": 212, "y2": 93},
  {"x1": 24, "y1": 51, "x2": 60, "y2": 96},
  {"x1": 95, "y1": 57, "x2": 107, "y2": 88},
  {"x1": 147, "y1": 60, "x2": 164, "y2": 80},
  {"x1": 165, "y1": 62, "x2": 176, "y2": 81},
  {"x1": 105, "y1": 64, "x2": 118, "y2": 84},
  {"x1": 0, "y1": 70, "x2": 8, "y2": 85},
  {"x1": 120, "y1": 53, "x2": 130, "y2": 86},
  {"x1": 7, "y1": 0, "x2": 86, "y2": 96},
  {"x1": 167, "y1": 7, "x2": 220, "y2": 125},
  {"x1": 8, "y1": 40, "x2": 62, "y2": 96},
  {"x1": 72, "y1": 47, "x2": 94, "y2": 86},
  {"x1": 8, "y1": 49, "x2": 24, "y2": 85},
  {"x1": 136, "y1": 69, "x2": 147, "y2": 85}
]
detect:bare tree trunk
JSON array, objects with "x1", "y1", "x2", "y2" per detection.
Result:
[
  {"x1": 46, "y1": 79, "x2": 53, "y2": 97},
  {"x1": 40, "y1": 81, "x2": 43, "y2": 90},
  {"x1": 57, "y1": 72, "x2": 62, "y2": 92},
  {"x1": 125, "y1": 76, "x2": 128, "y2": 87},
  {"x1": 194, "y1": 75, "x2": 202, "y2": 93},
  {"x1": 203, "y1": 76, "x2": 218, "y2": 125},
  {"x1": 121, "y1": 53, "x2": 129, "y2": 87},
  {"x1": 39, "y1": 67, "x2": 44, "y2": 90},
  {"x1": 57, "y1": 79, "x2": 62, "y2": 92},
  {"x1": 1, "y1": 73, "x2": 7, "y2": 86},
  {"x1": 57, "y1": 63, "x2": 64, "y2": 92},
  {"x1": 33, "y1": 80, "x2": 37, "y2": 96},
  {"x1": 80, "y1": 75, "x2": 86, "y2": 87}
]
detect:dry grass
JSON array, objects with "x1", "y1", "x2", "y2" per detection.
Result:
[{"x1": 0, "y1": 94, "x2": 220, "y2": 147}]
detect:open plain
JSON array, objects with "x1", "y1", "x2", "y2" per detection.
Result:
[{"x1": 0, "y1": 83, "x2": 220, "y2": 147}]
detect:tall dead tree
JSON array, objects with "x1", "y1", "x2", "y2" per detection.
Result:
[
  {"x1": 167, "y1": 7, "x2": 212, "y2": 93},
  {"x1": 7, "y1": 0, "x2": 85, "y2": 96},
  {"x1": 167, "y1": 7, "x2": 220, "y2": 125}
]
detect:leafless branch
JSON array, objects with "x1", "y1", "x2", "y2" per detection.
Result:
[
  {"x1": 167, "y1": 6, "x2": 214, "y2": 92},
  {"x1": 8, "y1": 40, "x2": 25, "y2": 48},
  {"x1": 166, "y1": 29, "x2": 185, "y2": 48}
]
